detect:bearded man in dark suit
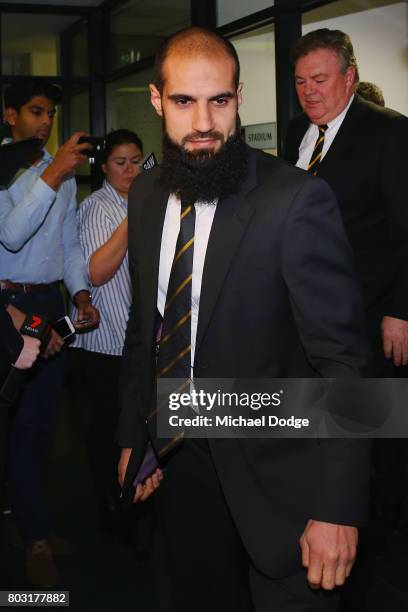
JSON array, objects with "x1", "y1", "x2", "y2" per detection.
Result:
[{"x1": 118, "y1": 26, "x2": 371, "y2": 612}]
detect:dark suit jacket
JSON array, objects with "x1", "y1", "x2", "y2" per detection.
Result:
[
  {"x1": 0, "y1": 294, "x2": 23, "y2": 378},
  {"x1": 284, "y1": 95, "x2": 408, "y2": 356},
  {"x1": 118, "y1": 146, "x2": 371, "y2": 578}
]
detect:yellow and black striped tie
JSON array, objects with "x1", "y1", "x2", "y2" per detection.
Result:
[
  {"x1": 308, "y1": 124, "x2": 328, "y2": 175},
  {"x1": 157, "y1": 201, "x2": 195, "y2": 379}
]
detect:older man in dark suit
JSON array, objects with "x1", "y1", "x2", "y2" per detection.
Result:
[
  {"x1": 284, "y1": 28, "x2": 408, "y2": 375},
  {"x1": 118, "y1": 27, "x2": 371, "y2": 612}
]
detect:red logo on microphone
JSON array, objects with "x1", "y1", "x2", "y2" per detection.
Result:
[{"x1": 30, "y1": 315, "x2": 42, "y2": 329}]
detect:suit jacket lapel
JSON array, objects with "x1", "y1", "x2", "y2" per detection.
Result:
[
  {"x1": 138, "y1": 177, "x2": 169, "y2": 350},
  {"x1": 289, "y1": 96, "x2": 367, "y2": 174},
  {"x1": 317, "y1": 95, "x2": 367, "y2": 175},
  {"x1": 195, "y1": 150, "x2": 258, "y2": 355}
]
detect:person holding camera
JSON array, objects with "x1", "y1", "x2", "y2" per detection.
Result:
[
  {"x1": 70, "y1": 129, "x2": 143, "y2": 531},
  {"x1": 0, "y1": 78, "x2": 99, "y2": 587}
]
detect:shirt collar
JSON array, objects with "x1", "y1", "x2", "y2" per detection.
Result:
[
  {"x1": 41, "y1": 149, "x2": 53, "y2": 163},
  {"x1": 103, "y1": 179, "x2": 127, "y2": 207},
  {"x1": 307, "y1": 94, "x2": 355, "y2": 133},
  {"x1": 326, "y1": 94, "x2": 355, "y2": 130},
  {"x1": 170, "y1": 192, "x2": 218, "y2": 208}
]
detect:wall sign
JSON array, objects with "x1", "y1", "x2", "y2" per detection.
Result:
[{"x1": 244, "y1": 122, "x2": 277, "y2": 150}]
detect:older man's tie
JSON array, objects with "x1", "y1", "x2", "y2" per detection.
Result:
[{"x1": 308, "y1": 124, "x2": 328, "y2": 175}]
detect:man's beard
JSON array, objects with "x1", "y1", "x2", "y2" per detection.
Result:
[{"x1": 160, "y1": 123, "x2": 249, "y2": 204}]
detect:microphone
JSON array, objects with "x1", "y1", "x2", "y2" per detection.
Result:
[
  {"x1": 141, "y1": 152, "x2": 157, "y2": 171},
  {"x1": 20, "y1": 312, "x2": 52, "y2": 348},
  {"x1": 0, "y1": 313, "x2": 51, "y2": 406}
]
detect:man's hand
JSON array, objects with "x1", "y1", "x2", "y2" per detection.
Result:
[
  {"x1": 118, "y1": 447, "x2": 163, "y2": 503},
  {"x1": 42, "y1": 329, "x2": 64, "y2": 359},
  {"x1": 299, "y1": 519, "x2": 358, "y2": 590},
  {"x1": 382, "y1": 316, "x2": 408, "y2": 366},
  {"x1": 118, "y1": 448, "x2": 132, "y2": 488},
  {"x1": 73, "y1": 290, "x2": 100, "y2": 331},
  {"x1": 41, "y1": 131, "x2": 92, "y2": 191},
  {"x1": 5, "y1": 304, "x2": 26, "y2": 331},
  {"x1": 134, "y1": 469, "x2": 163, "y2": 502},
  {"x1": 14, "y1": 336, "x2": 41, "y2": 369}
]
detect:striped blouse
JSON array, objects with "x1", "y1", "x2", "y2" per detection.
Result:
[{"x1": 71, "y1": 180, "x2": 131, "y2": 356}]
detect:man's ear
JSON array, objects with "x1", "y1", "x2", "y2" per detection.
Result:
[
  {"x1": 101, "y1": 163, "x2": 107, "y2": 175},
  {"x1": 4, "y1": 107, "x2": 17, "y2": 127},
  {"x1": 237, "y1": 82, "x2": 243, "y2": 109},
  {"x1": 345, "y1": 67, "x2": 356, "y2": 89},
  {"x1": 149, "y1": 84, "x2": 163, "y2": 117}
]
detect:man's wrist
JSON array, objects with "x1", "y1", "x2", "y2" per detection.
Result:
[
  {"x1": 41, "y1": 164, "x2": 65, "y2": 191},
  {"x1": 73, "y1": 290, "x2": 92, "y2": 306}
]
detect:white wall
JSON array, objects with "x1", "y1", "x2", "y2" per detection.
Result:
[
  {"x1": 303, "y1": 1, "x2": 408, "y2": 115},
  {"x1": 232, "y1": 27, "x2": 276, "y2": 126}
]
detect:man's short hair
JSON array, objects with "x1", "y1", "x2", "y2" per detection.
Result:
[
  {"x1": 154, "y1": 26, "x2": 240, "y2": 93},
  {"x1": 291, "y1": 28, "x2": 359, "y2": 82},
  {"x1": 4, "y1": 79, "x2": 62, "y2": 112},
  {"x1": 357, "y1": 81, "x2": 385, "y2": 107}
]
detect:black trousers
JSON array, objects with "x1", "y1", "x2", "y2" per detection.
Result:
[
  {"x1": 69, "y1": 348, "x2": 122, "y2": 511},
  {"x1": 67, "y1": 348, "x2": 154, "y2": 553},
  {"x1": 4, "y1": 286, "x2": 65, "y2": 543},
  {"x1": 0, "y1": 369, "x2": 10, "y2": 515},
  {"x1": 154, "y1": 439, "x2": 340, "y2": 612}
]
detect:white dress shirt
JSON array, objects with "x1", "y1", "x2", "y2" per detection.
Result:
[
  {"x1": 296, "y1": 94, "x2": 354, "y2": 170},
  {"x1": 157, "y1": 194, "x2": 217, "y2": 373}
]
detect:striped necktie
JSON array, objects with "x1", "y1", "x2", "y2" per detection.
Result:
[
  {"x1": 308, "y1": 124, "x2": 328, "y2": 175},
  {"x1": 157, "y1": 201, "x2": 195, "y2": 379},
  {"x1": 146, "y1": 201, "x2": 195, "y2": 459}
]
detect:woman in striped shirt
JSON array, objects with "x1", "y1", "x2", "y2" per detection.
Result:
[{"x1": 71, "y1": 129, "x2": 143, "y2": 530}]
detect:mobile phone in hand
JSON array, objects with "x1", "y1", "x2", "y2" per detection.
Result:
[{"x1": 53, "y1": 316, "x2": 76, "y2": 340}]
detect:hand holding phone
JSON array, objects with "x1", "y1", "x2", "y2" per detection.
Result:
[
  {"x1": 53, "y1": 316, "x2": 76, "y2": 340},
  {"x1": 73, "y1": 318, "x2": 94, "y2": 331}
]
